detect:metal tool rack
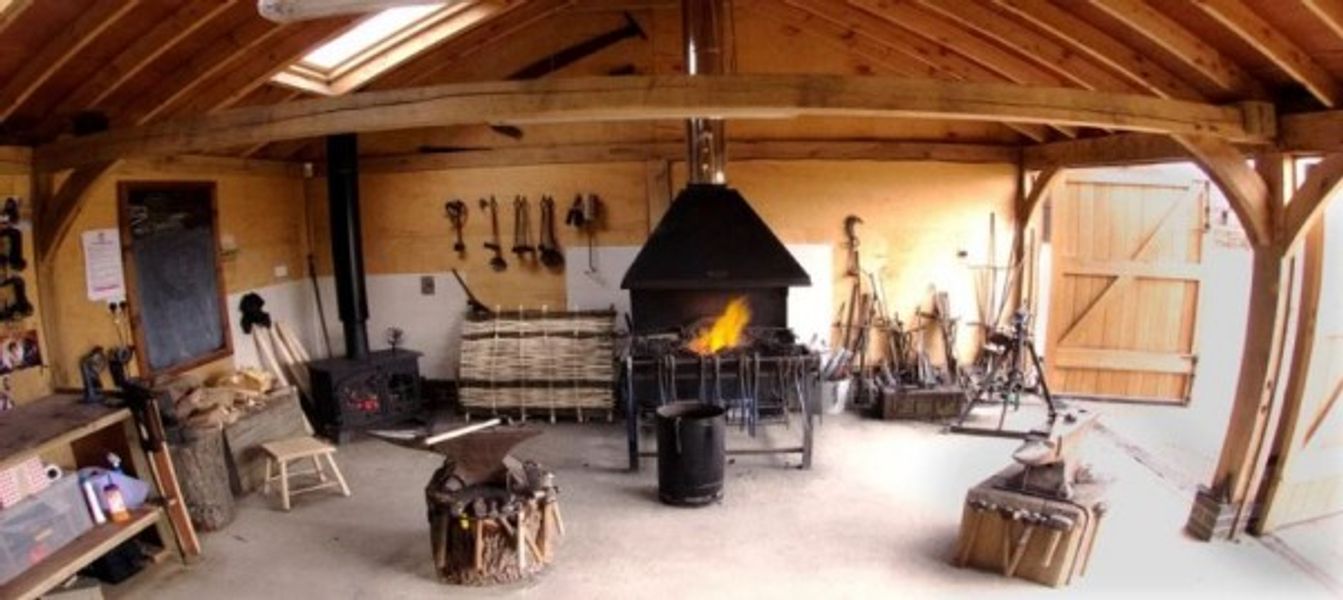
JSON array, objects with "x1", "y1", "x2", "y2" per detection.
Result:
[{"x1": 620, "y1": 351, "x2": 819, "y2": 471}]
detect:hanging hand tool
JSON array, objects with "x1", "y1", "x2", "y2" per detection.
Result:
[
  {"x1": 843, "y1": 215, "x2": 863, "y2": 278},
  {"x1": 537, "y1": 195, "x2": 564, "y2": 269},
  {"x1": 451, "y1": 269, "x2": 492, "y2": 318},
  {"x1": 566, "y1": 193, "x2": 602, "y2": 274},
  {"x1": 445, "y1": 199, "x2": 468, "y2": 258},
  {"x1": 511, "y1": 195, "x2": 535, "y2": 260},
  {"x1": 480, "y1": 196, "x2": 507, "y2": 272}
]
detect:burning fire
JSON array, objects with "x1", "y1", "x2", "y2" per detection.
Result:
[{"x1": 688, "y1": 297, "x2": 752, "y2": 355}]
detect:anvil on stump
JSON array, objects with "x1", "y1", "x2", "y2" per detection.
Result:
[{"x1": 370, "y1": 419, "x2": 564, "y2": 586}]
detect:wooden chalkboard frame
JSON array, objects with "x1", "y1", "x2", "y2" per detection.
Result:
[{"x1": 117, "y1": 181, "x2": 232, "y2": 376}]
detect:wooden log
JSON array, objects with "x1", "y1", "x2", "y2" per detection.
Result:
[
  {"x1": 222, "y1": 390, "x2": 309, "y2": 495},
  {"x1": 428, "y1": 498, "x2": 553, "y2": 586},
  {"x1": 168, "y1": 427, "x2": 236, "y2": 532}
]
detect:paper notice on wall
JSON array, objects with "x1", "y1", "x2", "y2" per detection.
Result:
[{"x1": 82, "y1": 228, "x2": 125, "y2": 302}]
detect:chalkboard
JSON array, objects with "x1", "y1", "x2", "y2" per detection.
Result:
[{"x1": 118, "y1": 181, "x2": 231, "y2": 374}]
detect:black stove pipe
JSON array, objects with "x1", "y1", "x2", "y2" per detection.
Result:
[{"x1": 326, "y1": 133, "x2": 370, "y2": 360}]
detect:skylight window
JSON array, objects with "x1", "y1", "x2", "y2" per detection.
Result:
[
  {"x1": 301, "y1": 4, "x2": 442, "y2": 70},
  {"x1": 272, "y1": 1, "x2": 499, "y2": 96}
]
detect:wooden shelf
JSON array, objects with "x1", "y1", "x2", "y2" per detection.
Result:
[{"x1": 0, "y1": 507, "x2": 162, "y2": 600}]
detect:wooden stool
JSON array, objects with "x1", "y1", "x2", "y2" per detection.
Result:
[{"x1": 261, "y1": 436, "x2": 350, "y2": 511}]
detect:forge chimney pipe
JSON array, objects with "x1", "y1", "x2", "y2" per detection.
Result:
[
  {"x1": 683, "y1": 0, "x2": 727, "y2": 185},
  {"x1": 326, "y1": 133, "x2": 371, "y2": 360}
]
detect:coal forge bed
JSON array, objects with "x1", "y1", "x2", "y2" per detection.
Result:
[{"x1": 620, "y1": 323, "x2": 819, "y2": 472}]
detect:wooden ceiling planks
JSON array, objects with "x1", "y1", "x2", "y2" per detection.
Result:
[
  {"x1": 993, "y1": 0, "x2": 1205, "y2": 100},
  {"x1": 917, "y1": 0, "x2": 1135, "y2": 94},
  {"x1": 848, "y1": 0, "x2": 1063, "y2": 88},
  {"x1": 163, "y1": 16, "x2": 359, "y2": 118},
  {"x1": 767, "y1": 0, "x2": 1054, "y2": 141},
  {"x1": 0, "y1": 0, "x2": 141, "y2": 122},
  {"x1": 35, "y1": 0, "x2": 238, "y2": 138},
  {"x1": 118, "y1": 14, "x2": 288, "y2": 125},
  {"x1": 1192, "y1": 0, "x2": 1342, "y2": 107},
  {"x1": 1083, "y1": 0, "x2": 1263, "y2": 99},
  {"x1": 368, "y1": 0, "x2": 577, "y2": 91}
]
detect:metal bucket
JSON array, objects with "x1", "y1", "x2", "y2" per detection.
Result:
[{"x1": 656, "y1": 401, "x2": 726, "y2": 506}]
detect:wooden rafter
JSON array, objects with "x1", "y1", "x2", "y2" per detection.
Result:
[
  {"x1": 165, "y1": 17, "x2": 357, "y2": 118},
  {"x1": 918, "y1": 0, "x2": 1135, "y2": 94},
  {"x1": 1086, "y1": 0, "x2": 1261, "y2": 98},
  {"x1": 849, "y1": 0, "x2": 1062, "y2": 87},
  {"x1": 370, "y1": 0, "x2": 575, "y2": 90},
  {"x1": 1303, "y1": 0, "x2": 1343, "y2": 40},
  {"x1": 1175, "y1": 134, "x2": 1274, "y2": 248},
  {"x1": 992, "y1": 0, "x2": 1204, "y2": 100},
  {"x1": 768, "y1": 0, "x2": 1052, "y2": 141},
  {"x1": 1281, "y1": 153, "x2": 1343, "y2": 250},
  {"x1": 41, "y1": 0, "x2": 236, "y2": 134},
  {"x1": 119, "y1": 15, "x2": 286, "y2": 125},
  {"x1": 0, "y1": 0, "x2": 141, "y2": 121},
  {"x1": 0, "y1": 0, "x2": 32, "y2": 36},
  {"x1": 836, "y1": 0, "x2": 1073, "y2": 138},
  {"x1": 32, "y1": 74, "x2": 1269, "y2": 172},
  {"x1": 1192, "y1": 0, "x2": 1341, "y2": 108}
]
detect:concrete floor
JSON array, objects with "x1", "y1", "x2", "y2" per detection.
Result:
[{"x1": 113, "y1": 411, "x2": 1335, "y2": 599}]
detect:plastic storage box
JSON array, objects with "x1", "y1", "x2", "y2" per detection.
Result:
[{"x1": 0, "y1": 475, "x2": 96, "y2": 585}]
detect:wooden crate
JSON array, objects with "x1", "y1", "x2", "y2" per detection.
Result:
[
  {"x1": 880, "y1": 386, "x2": 964, "y2": 421},
  {"x1": 952, "y1": 464, "x2": 1108, "y2": 588}
]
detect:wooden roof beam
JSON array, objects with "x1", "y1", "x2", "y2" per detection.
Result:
[
  {"x1": 1280, "y1": 110, "x2": 1343, "y2": 152},
  {"x1": 992, "y1": 0, "x2": 1204, "y2": 100},
  {"x1": 41, "y1": 0, "x2": 237, "y2": 134},
  {"x1": 357, "y1": 139, "x2": 1021, "y2": 172},
  {"x1": 0, "y1": 0, "x2": 142, "y2": 121},
  {"x1": 32, "y1": 75, "x2": 1270, "y2": 172},
  {"x1": 1023, "y1": 133, "x2": 1193, "y2": 170},
  {"x1": 918, "y1": 0, "x2": 1134, "y2": 94},
  {"x1": 1193, "y1": 0, "x2": 1341, "y2": 108},
  {"x1": 1086, "y1": 0, "x2": 1263, "y2": 99}
]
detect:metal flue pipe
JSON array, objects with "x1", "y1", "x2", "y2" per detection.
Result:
[{"x1": 683, "y1": 0, "x2": 727, "y2": 185}]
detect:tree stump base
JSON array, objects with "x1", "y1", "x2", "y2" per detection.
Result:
[{"x1": 424, "y1": 460, "x2": 562, "y2": 586}]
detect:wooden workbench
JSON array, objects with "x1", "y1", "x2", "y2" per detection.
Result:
[{"x1": 0, "y1": 394, "x2": 189, "y2": 600}]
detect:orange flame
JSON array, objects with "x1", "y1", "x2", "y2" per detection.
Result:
[{"x1": 688, "y1": 297, "x2": 752, "y2": 355}]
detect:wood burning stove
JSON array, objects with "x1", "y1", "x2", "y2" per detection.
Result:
[{"x1": 307, "y1": 134, "x2": 423, "y2": 442}]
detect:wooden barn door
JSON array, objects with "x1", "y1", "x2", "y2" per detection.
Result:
[
  {"x1": 1257, "y1": 210, "x2": 1343, "y2": 531},
  {"x1": 1045, "y1": 174, "x2": 1206, "y2": 404}
]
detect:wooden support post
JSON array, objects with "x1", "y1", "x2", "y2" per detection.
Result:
[{"x1": 1184, "y1": 151, "x2": 1290, "y2": 541}]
